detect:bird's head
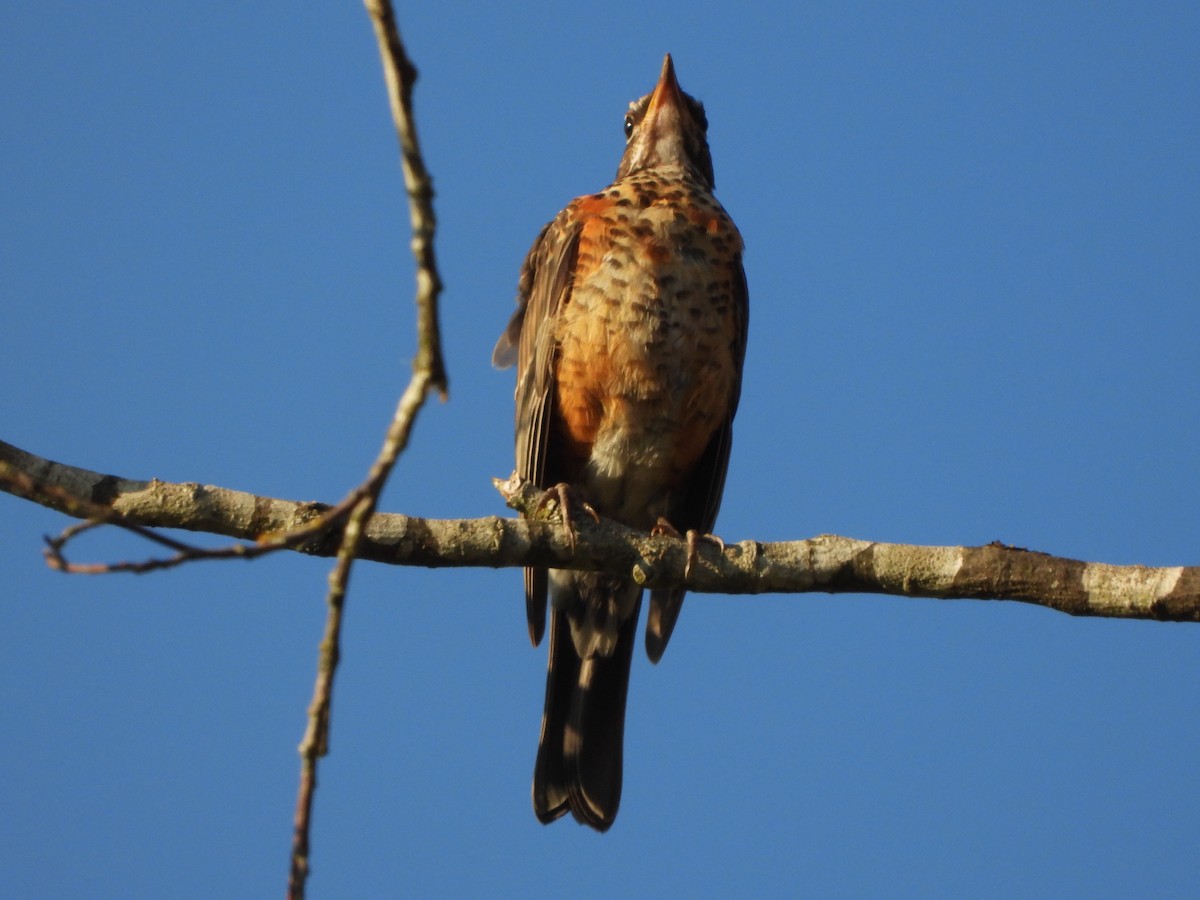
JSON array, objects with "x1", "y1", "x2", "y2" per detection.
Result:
[{"x1": 615, "y1": 54, "x2": 715, "y2": 189}]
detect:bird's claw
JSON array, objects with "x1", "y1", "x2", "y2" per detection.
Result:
[
  {"x1": 535, "y1": 483, "x2": 598, "y2": 550},
  {"x1": 652, "y1": 517, "x2": 725, "y2": 580}
]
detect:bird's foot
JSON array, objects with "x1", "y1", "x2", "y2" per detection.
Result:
[
  {"x1": 535, "y1": 483, "x2": 600, "y2": 550},
  {"x1": 652, "y1": 517, "x2": 725, "y2": 580}
]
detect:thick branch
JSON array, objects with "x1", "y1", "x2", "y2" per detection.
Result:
[{"x1": 3, "y1": 439, "x2": 1197, "y2": 622}]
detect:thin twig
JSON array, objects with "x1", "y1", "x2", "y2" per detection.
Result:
[
  {"x1": 364, "y1": 0, "x2": 447, "y2": 400},
  {"x1": 0, "y1": 459, "x2": 263, "y2": 573},
  {"x1": 32, "y1": 474, "x2": 356, "y2": 575},
  {"x1": 288, "y1": 4, "x2": 446, "y2": 897}
]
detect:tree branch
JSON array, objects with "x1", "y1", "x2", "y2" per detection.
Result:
[
  {"x1": 4, "y1": 439, "x2": 1197, "y2": 622},
  {"x1": 288, "y1": 4, "x2": 448, "y2": 896},
  {"x1": 365, "y1": 0, "x2": 447, "y2": 400}
]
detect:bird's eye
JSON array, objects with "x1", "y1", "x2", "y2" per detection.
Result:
[{"x1": 623, "y1": 115, "x2": 635, "y2": 140}]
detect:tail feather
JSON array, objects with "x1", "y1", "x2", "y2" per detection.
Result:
[
  {"x1": 533, "y1": 600, "x2": 640, "y2": 831},
  {"x1": 532, "y1": 609, "x2": 575, "y2": 823},
  {"x1": 646, "y1": 586, "x2": 687, "y2": 663}
]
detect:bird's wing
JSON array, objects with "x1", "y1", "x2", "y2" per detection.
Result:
[
  {"x1": 495, "y1": 210, "x2": 583, "y2": 646},
  {"x1": 646, "y1": 252, "x2": 749, "y2": 662}
]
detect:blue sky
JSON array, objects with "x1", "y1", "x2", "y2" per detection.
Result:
[{"x1": 2, "y1": 2, "x2": 1198, "y2": 896}]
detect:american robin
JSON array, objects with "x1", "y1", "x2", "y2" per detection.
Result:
[{"x1": 493, "y1": 54, "x2": 748, "y2": 831}]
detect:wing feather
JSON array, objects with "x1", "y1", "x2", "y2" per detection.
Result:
[
  {"x1": 494, "y1": 212, "x2": 583, "y2": 646},
  {"x1": 646, "y1": 253, "x2": 749, "y2": 661}
]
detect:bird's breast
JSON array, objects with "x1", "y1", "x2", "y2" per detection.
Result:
[{"x1": 551, "y1": 184, "x2": 741, "y2": 522}]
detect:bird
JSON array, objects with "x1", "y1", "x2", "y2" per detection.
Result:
[{"x1": 493, "y1": 54, "x2": 748, "y2": 831}]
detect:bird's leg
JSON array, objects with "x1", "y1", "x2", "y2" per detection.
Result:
[
  {"x1": 651, "y1": 517, "x2": 726, "y2": 580},
  {"x1": 535, "y1": 483, "x2": 600, "y2": 550}
]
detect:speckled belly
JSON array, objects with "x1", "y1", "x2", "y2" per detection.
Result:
[{"x1": 552, "y1": 194, "x2": 740, "y2": 526}]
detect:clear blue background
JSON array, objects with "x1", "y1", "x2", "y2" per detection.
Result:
[{"x1": 2, "y1": 3, "x2": 1198, "y2": 897}]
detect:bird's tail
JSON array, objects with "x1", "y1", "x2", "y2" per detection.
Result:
[{"x1": 532, "y1": 598, "x2": 640, "y2": 832}]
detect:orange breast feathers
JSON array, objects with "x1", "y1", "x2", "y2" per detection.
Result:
[{"x1": 550, "y1": 196, "x2": 740, "y2": 480}]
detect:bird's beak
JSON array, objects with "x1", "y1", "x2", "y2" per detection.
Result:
[{"x1": 646, "y1": 53, "x2": 685, "y2": 118}]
